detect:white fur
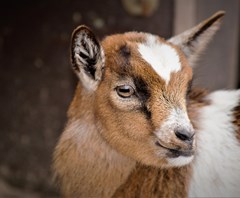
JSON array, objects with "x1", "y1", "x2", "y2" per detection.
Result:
[
  {"x1": 160, "y1": 108, "x2": 192, "y2": 132},
  {"x1": 167, "y1": 155, "x2": 194, "y2": 167},
  {"x1": 74, "y1": 33, "x2": 99, "y2": 59},
  {"x1": 189, "y1": 90, "x2": 240, "y2": 197},
  {"x1": 73, "y1": 33, "x2": 105, "y2": 91},
  {"x1": 75, "y1": 63, "x2": 99, "y2": 91},
  {"x1": 155, "y1": 108, "x2": 193, "y2": 144},
  {"x1": 155, "y1": 108, "x2": 194, "y2": 166},
  {"x1": 138, "y1": 34, "x2": 181, "y2": 84}
]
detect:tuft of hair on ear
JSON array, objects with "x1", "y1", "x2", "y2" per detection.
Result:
[
  {"x1": 71, "y1": 25, "x2": 105, "y2": 91},
  {"x1": 168, "y1": 11, "x2": 225, "y2": 66}
]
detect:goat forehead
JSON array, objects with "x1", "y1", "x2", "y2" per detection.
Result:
[
  {"x1": 137, "y1": 34, "x2": 182, "y2": 85},
  {"x1": 102, "y1": 32, "x2": 190, "y2": 91}
]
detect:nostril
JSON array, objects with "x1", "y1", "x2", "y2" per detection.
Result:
[{"x1": 175, "y1": 129, "x2": 194, "y2": 142}]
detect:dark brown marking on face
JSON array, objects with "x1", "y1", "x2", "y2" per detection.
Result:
[
  {"x1": 133, "y1": 76, "x2": 151, "y2": 119},
  {"x1": 133, "y1": 76, "x2": 151, "y2": 103},
  {"x1": 118, "y1": 44, "x2": 131, "y2": 74},
  {"x1": 141, "y1": 105, "x2": 152, "y2": 120},
  {"x1": 119, "y1": 45, "x2": 131, "y2": 59}
]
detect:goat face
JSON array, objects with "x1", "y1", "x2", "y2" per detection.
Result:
[
  {"x1": 70, "y1": 11, "x2": 224, "y2": 167},
  {"x1": 94, "y1": 33, "x2": 194, "y2": 167}
]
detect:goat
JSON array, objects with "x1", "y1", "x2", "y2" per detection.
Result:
[{"x1": 53, "y1": 11, "x2": 240, "y2": 197}]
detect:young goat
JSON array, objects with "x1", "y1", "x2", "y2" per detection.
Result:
[{"x1": 53, "y1": 11, "x2": 240, "y2": 197}]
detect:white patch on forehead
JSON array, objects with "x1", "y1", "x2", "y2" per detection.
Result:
[{"x1": 138, "y1": 34, "x2": 181, "y2": 84}]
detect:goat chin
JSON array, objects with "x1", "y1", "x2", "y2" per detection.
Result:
[{"x1": 53, "y1": 11, "x2": 240, "y2": 198}]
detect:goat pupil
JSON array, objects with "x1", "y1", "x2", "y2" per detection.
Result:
[
  {"x1": 117, "y1": 85, "x2": 134, "y2": 98},
  {"x1": 119, "y1": 87, "x2": 129, "y2": 93}
]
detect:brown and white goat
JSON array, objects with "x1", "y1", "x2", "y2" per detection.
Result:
[{"x1": 53, "y1": 11, "x2": 240, "y2": 197}]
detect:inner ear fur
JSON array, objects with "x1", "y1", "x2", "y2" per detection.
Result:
[
  {"x1": 71, "y1": 25, "x2": 105, "y2": 91},
  {"x1": 168, "y1": 11, "x2": 225, "y2": 66}
]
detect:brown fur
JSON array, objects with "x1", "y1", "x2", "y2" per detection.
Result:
[
  {"x1": 93, "y1": 33, "x2": 194, "y2": 167},
  {"x1": 53, "y1": 86, "x2": 209, "y2": 197},
  {"x1": 53, "y1": 87, "x2": 136, "y2": 197},
  {"x1": 111, "y1": 88, "x2": 209, "y2": 198},
  {"x1": 53, "y1": 12, "x2": 224, "y2": 197},
  {"x1": 113, "y1": 164, "x2": 191, "y2": 198}
]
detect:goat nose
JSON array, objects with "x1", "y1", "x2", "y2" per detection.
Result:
[{"x1": 174, "y1": 129, "x2": 195, "y2": 143}]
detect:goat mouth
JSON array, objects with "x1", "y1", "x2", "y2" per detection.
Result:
[{"x1": 155, "y1": 141, "x2": 194, "y2": 158}]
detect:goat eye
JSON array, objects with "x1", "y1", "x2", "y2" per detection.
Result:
[{"x1": 116, "y1": 85, "x2": 134, "y2": 98}]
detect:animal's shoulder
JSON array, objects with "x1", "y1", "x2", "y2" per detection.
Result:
[
  {"x1": 207, "y1": 90, "x2": 240, "y2": 141},
  {"x1": 188, "y1": 88, "x2": 240, "y2": 141}
]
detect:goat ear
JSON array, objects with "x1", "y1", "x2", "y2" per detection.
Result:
[
  {"x1": 168, "y1": 11, "x2": 225, "y2": 66},
  {"x1": 71, "y1": 25, "x2": 104, "y2": 91}
]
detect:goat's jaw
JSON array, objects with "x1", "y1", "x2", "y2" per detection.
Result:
[
  {"x1": 167, "y1": 155, "x2": 194, "y2": 167},
  {"x1": 154, "y1": 147, "x2": 195, "y2": 167},
  {"x1": 154, "y1": 139, "x2": 195, "y2": 167},
  {"x1": 154, "y1": 109, "x2": 195, "y2": 167}
]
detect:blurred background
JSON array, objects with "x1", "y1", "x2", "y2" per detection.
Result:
[{"x1": 0, "y1": 0, "x2": 239, "y2": 197}]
